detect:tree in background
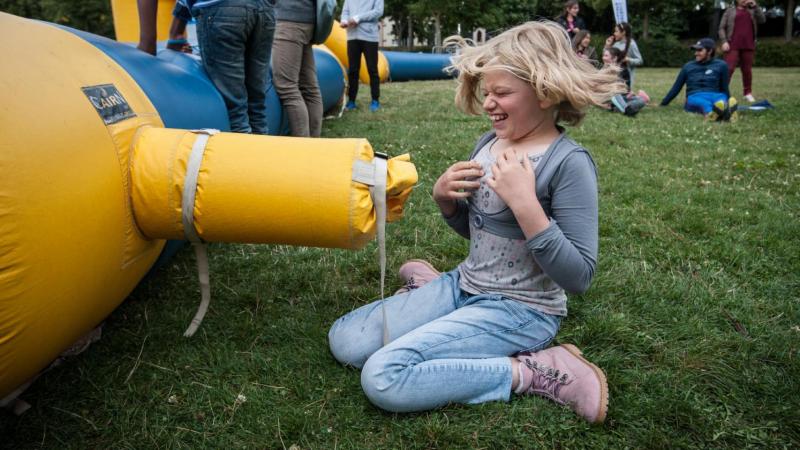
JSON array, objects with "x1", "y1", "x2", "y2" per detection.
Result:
[
  {"x1": 0, "y1": 0, "x2": 114, "y2": 38},
  {"x1": 383, "y1": 0, "x2": 540, "y2": 48},
  {"x1": 783, "y1": 0, "x2": 796, "y2": 40}
]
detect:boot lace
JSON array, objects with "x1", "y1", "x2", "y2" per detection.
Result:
[
  {"x1": 400, "y1": 276, "x2": 419, "y2": 292},
  {"x1": 523, "y1": 358, "x2": 572, "y2": 405}
]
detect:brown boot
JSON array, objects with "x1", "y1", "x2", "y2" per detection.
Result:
[{"x1": 515, "y1": 344, "x2": 608, "y2": 423}]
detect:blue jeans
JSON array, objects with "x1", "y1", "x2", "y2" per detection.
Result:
[
  {"x1": 685, "y1": 91, "x2": 728, "y2": 115},
  {"x1": 328, "y1": 270, "x2": 561, "y2": 413},
  {"x1": 194, "y1": 0, "x2": 276, "y2": 134}
]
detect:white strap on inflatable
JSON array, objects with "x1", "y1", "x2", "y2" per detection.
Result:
[
  {"x1": 354, "y1": 153, "x2": 390, "y2": 346},
  {"x1": 181, "y1": 129, "x2": 218, "y2": 337}
]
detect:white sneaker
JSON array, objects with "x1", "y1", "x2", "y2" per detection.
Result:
[{"x1": 744, "y1": 94, "x2": 756, "y2": 103}]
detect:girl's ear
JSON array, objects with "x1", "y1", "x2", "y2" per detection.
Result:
[{"x1": 539, "y1": 98, "x2": 554, "y2": 109}]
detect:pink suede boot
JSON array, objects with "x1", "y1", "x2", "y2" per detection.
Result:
[
  {"x1": 515, "y1": 344, "x2": 608, "y2": 423},
  {"x1": 394, "y1": 259, "x2": 441, "y2": 294},
  {"x1": 637, "y1": 89, "x2": 651, "y2": 104}
]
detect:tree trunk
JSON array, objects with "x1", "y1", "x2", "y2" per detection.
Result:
[
  {"x1": 710, "y1": 6, "x2": 722, "y2": 40},
  {"x1": 434, "y1": 14, "x2": 442, "y2": 49},
  {"x1": 786, "y1": 0, "x2": 796, "y2": 41},
  {"x1": 407, "y1": 16, "x2": 413, "y2": 48},
  {"x1": 642, "y1": 10, "x2": 649, "y2": 40}
]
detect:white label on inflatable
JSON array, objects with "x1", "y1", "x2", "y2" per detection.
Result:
[{"x1": 81, "y1": 84, "x2": 136, "y2": 125}]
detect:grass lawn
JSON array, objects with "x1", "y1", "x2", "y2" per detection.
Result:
[{"x1": 2, "y1": 68, "x2": 798, "y2": 449}]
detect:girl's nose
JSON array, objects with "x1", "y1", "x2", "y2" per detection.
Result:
[{"x1": 483, "y1": 95, "x2": 495, "y2": 110}]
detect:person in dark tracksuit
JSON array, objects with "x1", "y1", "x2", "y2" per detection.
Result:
[{"x1": 660, "y1": 38, "x2": 737, "y2": 122}]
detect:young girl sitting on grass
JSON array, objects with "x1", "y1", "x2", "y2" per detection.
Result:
[
  {"x1": 572, "y1": 30, "x2": 598, "y2": 64},
  {"x1": 328, "y1": 21, "x2": 623, "y2": 423},
  {"x1": 602, "y1": 47, "x2": 650, "y2": 116}
]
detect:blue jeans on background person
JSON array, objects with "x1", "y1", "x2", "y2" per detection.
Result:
[
  {"x1": 328, "y1": 269, "x2": 561, "y2": 413},
  {"x1": 685, "y1": 91, "x2": 728, "y2": 115},
  {"x1": 194, "y1": 0, "x2": 276, "y2": 134}
]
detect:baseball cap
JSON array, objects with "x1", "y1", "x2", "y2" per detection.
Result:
[{"x1": 690, "y1": 38, "x2": 716, "y2": 50}]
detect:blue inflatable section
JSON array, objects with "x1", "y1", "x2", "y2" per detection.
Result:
[
  {"x1": 154, "y1": 49, "x2": 344, "y2": 135},
  {"x1": 54, "y1": 24, "x2": 345, "y2": 273},
  {"x1": 56, "y1": 25, "x2": 231, "y2": 132},
  {"x1": 383, "y1": 51, "x2": 453, "y2": 82},
  {"x1": 314, "y1": 48, "x2": 346, "y2": 113}
]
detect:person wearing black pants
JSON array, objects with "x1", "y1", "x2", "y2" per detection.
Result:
[
  {"x1": 346, "y1": 40, "x2": 379, "y2": 108},
  {"x1": 340, "y1": 0, "x2": 383, "y2": 112}
]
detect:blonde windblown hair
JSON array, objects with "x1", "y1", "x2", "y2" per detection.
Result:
[{"x1": 445, "y1": 21, "x2": 625, "y2": 126}]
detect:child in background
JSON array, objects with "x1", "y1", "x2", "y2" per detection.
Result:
[
  {"x1": 604, "y1": 22, "x2": 643, "y2": 90},
  {"x1": 572, "y1": 30, "x2": 597, "y2": 64},
  {"x1": 328, "y1": 21, "x2": 624, "y2": 423},
  {"x1": 602, "y1": 47, "x2": 650, "y2": 116}
]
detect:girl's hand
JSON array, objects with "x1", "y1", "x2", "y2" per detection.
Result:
[
  {"x1": 433, "y1": 161, "x2": 484, "y2": 215},
  {"x1": 486, "y1": 148, "x2": 537, "y2": 210},
  {"x1": 605, "y1": 36, "x2": 614, "y2": 47},
  {"x1": 721, "y1": 42, "x2": 730, "y2": 52}
]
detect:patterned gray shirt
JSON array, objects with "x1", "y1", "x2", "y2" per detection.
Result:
[
  {"x1": 444, "y1": 131, "x2": 599, "y2": 316},
  {"x1": 458, "y1": 138, "x2": 568, "y2": 314}
]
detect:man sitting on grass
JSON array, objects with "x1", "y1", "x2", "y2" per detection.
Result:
[{"x1": 660, "y1": 38, "x2": 737, "y2": 121}]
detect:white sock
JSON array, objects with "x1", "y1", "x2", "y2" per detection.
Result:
[{"x1": 514, "y1": 363, "x2": 528, "y2": 395}]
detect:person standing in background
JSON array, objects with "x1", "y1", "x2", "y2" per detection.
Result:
[
  {"x1": 272, "y1": 0, "x2": 323, "y2": 137},
  {"x1": 719, "y1": 0, "x2": 765, "y2": 102},
  {"x1": 340, "y1": 0, "x2": 384, "y2": 112},
  {"x1": 604, "y1": 22, "x2": 643, "y2": 91},
  {"x1": 172, "y1": 0, "x2": 276, "y2": 134},
  {"x1": 556, "y1": 0, "x2": 586, "y2": 40}
]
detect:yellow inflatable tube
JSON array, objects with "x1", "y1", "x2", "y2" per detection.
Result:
[
  {"x1": 0, "y1": 13, "x2": 165, "y2": 402},
  {"x1": 324, "y1": 21, "x2": 389, "y2": 84},
  {"x1": 0, "y1": 11, "x2": 417, "y2": 402},
  {"x1": 132, "y1": 129, "x2": 416, "y2": 249}
]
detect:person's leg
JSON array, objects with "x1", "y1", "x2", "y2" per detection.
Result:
[
  {"x1": 329, "y1": 270, "x2": 461, "y2": 368},
  {"x1": 610, "y1": 94, "x2": 628, "y2": 113},
  {"x1": 624, "y1": 96, "x2": 646, "y2": 116},
  {"x1": 686, "y1": 92, "x2": 716, "y2": 116},
  {"x1": 359, "y1": 292, "x2": 560, "y2": 413},
  {"x1": 346, "y1": 39, "x2": 363, "y2": 104},
  {"x1": 724, "y1": 49, "x2": 740, "y2": 82},
  {"x1": 298, "y1": 36, "x2": 323, "y2": 137},
  {"x1": 272, "y1": 21, "x2": 312, "y2": 136},
  {"x1": 740, "y1": 49, "x2": 755, "y2": 97},
  {"x1": 363, "y1": 40, "x2": 380, "y2": 102},
  {"x1": 243, "y1": 0, "x2": 275, "y2": 135},
  {"x1": 136, "y1": 0, "x2": 158, "y2": 55},
  {"x1": 194, "y1": 3, "x2": 250, "y2": 132}
]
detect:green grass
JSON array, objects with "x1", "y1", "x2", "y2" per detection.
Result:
[{"x1": 2, "y1": 68, "x2": 799, "y2": 449}]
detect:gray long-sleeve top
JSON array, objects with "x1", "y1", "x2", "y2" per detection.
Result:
[
  {"x1": 276, "y1": 0, "x2": 315, "y2": 23},
  {"x1": 340, "y1": 0, "x2": 383, "y2": 42},
  {"x1": 612, "y1": 39, "x2": 643, "y2": 68},
  {"x1": 443, "y1": 132, "x2": 598, "y2": 317}
]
